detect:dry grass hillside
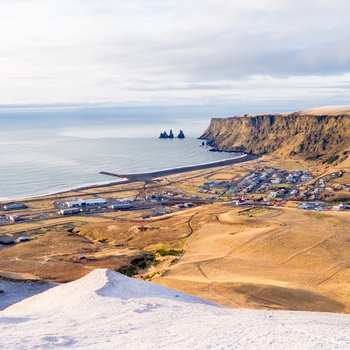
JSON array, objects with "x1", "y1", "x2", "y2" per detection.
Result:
[
  {"x1": 156, "y1": 204, "x2": 350, "y2": 313},
  {"x1": 0, "y1": 228, "x2": 146, "y2": 283},
  {"x1": 0, "y1": 208, "x2": 207, "y2": 283}
]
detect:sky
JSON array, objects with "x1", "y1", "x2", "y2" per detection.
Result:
[{"x1": 1, "y1": 0, "x2": 350, "y2": 113}]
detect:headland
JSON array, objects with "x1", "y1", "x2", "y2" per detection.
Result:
[{"x1": 200, "y1": 105, "x2": 350, "y2": 162}]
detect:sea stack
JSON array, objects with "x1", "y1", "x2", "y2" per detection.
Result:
[
  {"x1": 178, "y1": 130, "x2": 185, "y2": 139},
  {"x1": 159, "y1": 131, "x2": 169, "y2": 138},
  {"x1": 159, "y1": 129, "x2": 175, "y2": 139}
]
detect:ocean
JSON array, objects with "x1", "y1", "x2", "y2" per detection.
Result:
[{"x1": 0, "y1": 107, "x2": 239, "y2": 200}]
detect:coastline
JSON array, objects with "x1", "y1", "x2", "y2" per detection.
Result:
[
  {"x1": 5, "y1": 154, "x2": 258, "y2": 202},
  {"x1": 99, "y1": 154, "x2": 259, "y2": 183}
]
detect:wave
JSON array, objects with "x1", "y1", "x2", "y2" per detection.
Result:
[{"x1": 1, "y1": 178, "x2": 128, "y2": 201}]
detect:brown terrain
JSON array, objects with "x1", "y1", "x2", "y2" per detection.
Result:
[{"x1": 157, "y1": 204, "x2": 350, "y2": 313}]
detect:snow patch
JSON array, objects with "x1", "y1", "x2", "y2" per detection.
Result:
[{"x1": 1, "y1": 269, "x2": 350, "y2": 349}]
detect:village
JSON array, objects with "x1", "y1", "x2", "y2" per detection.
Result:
[
  {"x1": 0, "y1": 164, "x2": 350, "y2": 246},
  {"x1": 196, "y1": 165, "x2": 349, "y2": 210}
]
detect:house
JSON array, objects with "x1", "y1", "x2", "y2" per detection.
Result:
[
  {"x1": 332, "y1": 203, "x2": 346, "y2": 211},
  {"x1": 110, "y1": 204, "x2": 131, "y2": 210},
  {"x1": 119, "y1": 198, "x2": 134, "y2": 203},
  {"x1": 17, "y1": 236, "x2": 29, "y2": 242},
  {"x1": 298, "y1": 204, "x2": 314, "y2": 210},
  {"x1": 75, "y1": 255, "x2": 86, "y2": 260},
  {"x1": 246, "y1": 185, "x2": 254, "y2": 192},
  {"x1": 64, "y1": 198, "x2": 107, "y2": 208},
  {"x1": 175, "y1": 203, "x2": 185, "y2": 208},
  {"x1": 60, "y1": 208, "x2": 81, "y2": 215},
  {"x1": 252, "y1": 178, "x2": 262, "y2": 185},
  {"x1": 236, "y1": 196, "x2": 246, "y2": 205},
  {"x1": 83, "y1": 198, "x2": 107, "y2": 206},
  {"x1": 0, "y1": 235, "x2": 15, "y2": 245},
  {"x1": 8, "y1": 215, "x2": 20, "y2": 222},
  {"x1": 3, "y1": 203, "x2": 26, "y2": 210},
  {"x1": 301, "y1": 175, "x2": 313, "y2": 182},
  {"x1": 271, "y1": 178, "x2": 282, "y2": 184},
  {"x1": 286, "y1": 174, "x2": 294, "y2": 182},
  {"x1": 64, "y1": 199, "x2": 85, "y2": 208},
  {"x1": 163, "y1": 190, "x2": 178, "y2": 197}
]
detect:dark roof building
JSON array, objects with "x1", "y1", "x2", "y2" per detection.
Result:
[{"x1": 0, "y1": 235, "x2": 15, "y2": 245}]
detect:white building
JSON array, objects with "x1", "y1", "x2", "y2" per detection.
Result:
[
  {"x1": 84, "y1": 198, "x2": 107, "y2": 206},
  {"x1": 64, "y1": 198, "x2": 107, "y2": 208},
  {"x1": 332, "y1": 203, "x2": 346, "y2": 211},
  {"x1": 64, "y1": 199, "x2": 85, "y2": 208},
  {"x1": 60, "y1": 208, "x2": 81, "y2": 215}
]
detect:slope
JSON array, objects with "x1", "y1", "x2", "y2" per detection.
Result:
[
  {"x1": 157, "y1": 205, "x2": 350, "y2": 313},
  {"x1": 1, "y1": 268, "x2": 350, "y2": 350}
]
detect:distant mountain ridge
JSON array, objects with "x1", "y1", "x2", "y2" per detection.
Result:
[{"x1": 200, "y1": 106, "x2": 350, "y2": 161}]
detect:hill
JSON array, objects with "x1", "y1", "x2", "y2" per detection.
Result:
[
  {"x1": 157, "y1": 205, "x2": 350, "y2": 313},
  {"x1": 199, "y1": 105, "x2": 350, "y2": 162},
  {"x1": 1, "y1": 268, "x2": 350, "y2": 349}
]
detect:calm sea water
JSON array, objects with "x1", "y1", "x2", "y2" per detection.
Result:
[{"x1": 0, "y1": 108, "x2": 239, "y2": 200}]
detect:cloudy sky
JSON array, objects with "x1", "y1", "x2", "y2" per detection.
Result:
[{"x1": 1, "y1": 0, "x2": 350, "y2": 112}]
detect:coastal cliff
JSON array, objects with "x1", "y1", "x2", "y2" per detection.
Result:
[{"x1": 199, "y1": 106, "x2": 350, "y2": 160}]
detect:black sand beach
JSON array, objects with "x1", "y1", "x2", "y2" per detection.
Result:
[{"x1": 100, "y1": 154, "x2": 259, "y2": 183}]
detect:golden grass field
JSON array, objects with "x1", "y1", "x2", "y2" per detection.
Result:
[{"x1": 156, "y1": 204, "x2": 350, "y2": 313}]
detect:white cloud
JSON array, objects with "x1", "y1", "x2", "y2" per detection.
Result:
[{"x1": 0, "y1": 0, "x2": 350, "y2": 109}]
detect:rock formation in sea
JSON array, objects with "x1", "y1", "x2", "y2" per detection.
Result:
[
  {"x1": 159, "y1": 129, "x2": 176, "y2": 139},
  {"x1": 199, "y1": 106, "x2": 350, "y2": 162},
  {"x1": 159, "y1": 131, "x2": 169, "y2": 138},
  {"x1": 177, "y1": 130, "x2": 185, "y2": 139}
]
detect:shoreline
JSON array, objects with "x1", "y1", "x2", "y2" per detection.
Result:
[
  {"x1": 4, "y1": 154, "x2": 259, "y2": 202},
  {"x1": 99, "y1": 154, "x2": 259, "y2": 182}
]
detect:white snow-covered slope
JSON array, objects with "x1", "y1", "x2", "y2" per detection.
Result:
[
  {"x1": 1, "y1": 269, "x2": 350, "y2": 350},
  {"x1": 0, "y1": 279, "x2": 56, "y2": 311}
]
